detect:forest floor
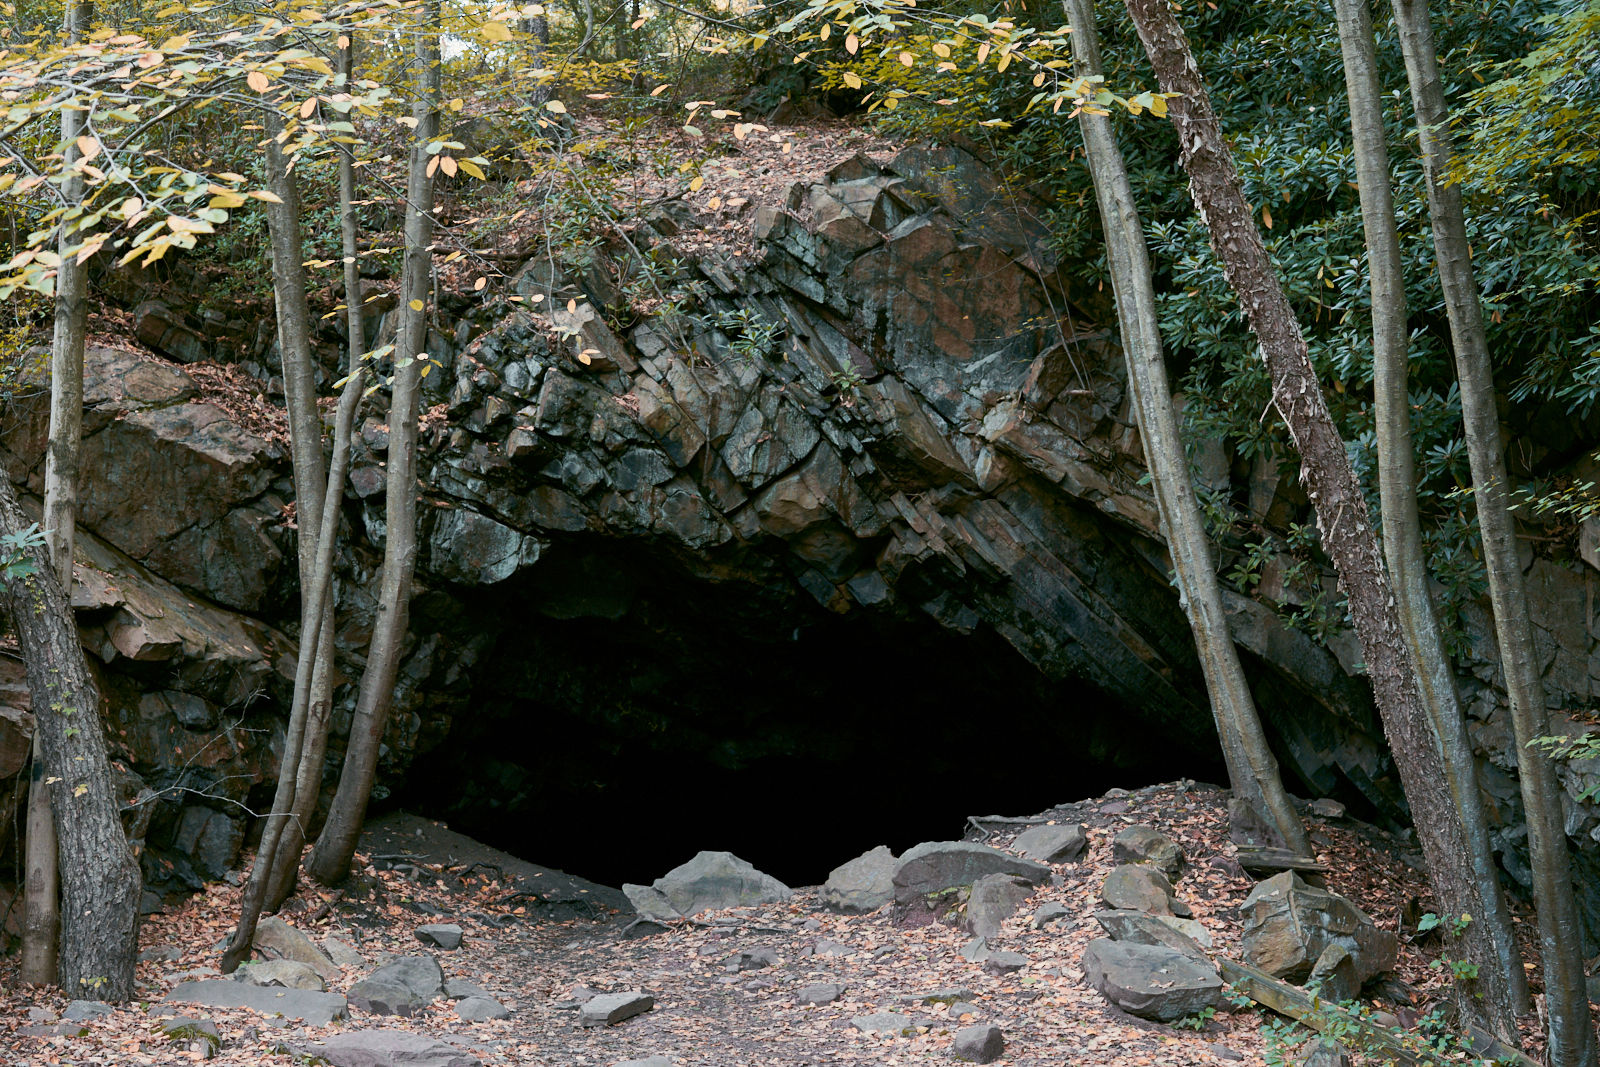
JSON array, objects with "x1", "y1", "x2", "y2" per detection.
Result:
[{"x1": 0, "y1": 781, "x2": 1553, "y2": 1066}]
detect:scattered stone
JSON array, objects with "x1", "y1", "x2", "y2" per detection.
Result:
[
  {"x1": 1080, "y1": 938, "x2": 1223, "y2": 1022},
  {"x1": 1239, "y1": 872, "x2": 1398, "y2": 988},
  {"x1": 253, "y1": 916, "x2": 341, "y2": 983},
  {"x1": 727, "y1": 947, "x2": 780, "y2": 971},
  {"x1": 456, "y1": 995, "x2": 511, "y2": 1021},
  {"x1": 811, "y1": 939, "x2": 852, "y2": 956},
  {"x1": 796, "y1": 983, "x2": 844, "y2": 1006},
  {"x1": 652, "y1": 852, "x2": 792, "y2": 916},
  {"x1": 1013, "y1": 823, "x2": 1088, "y2": 864},
  {"x1": 1093, "y1": 910, "x2": 1209, "y2": 961},
  {"x1": 982, "y1": 951, "x2": 1028, "y2": 975},
  {"x1": 444, "y1": 977, "x2": 491, "y2": 1001},
  {"x1": 348, "y1": 955, "x2": 446, "y2": 1017},
  {"x1": 916, "y1": 986, "x2": 975, "y2": 1006},
  {"x1": 822, "y1": 845, "x2": 899, "y2": 914},
  {"x1": 613, "y1": 1058, "x2": 672, "y2": 1067},
  {"x1": 141, "y1": 946, "x2": 182, "y2": 963},
  {"x1": 1308, "y1": 798, "x2": 1346, "y2": 820},
  {"x1": 892, "y1": 842, "x2": 1051, "y2": 905},
  {"x1": 164, "y1": 980, "x2": 348, "y2": 1026},
  {"x1": 959, "y1": 937, "x2": 990, "y2": 962},
  {"x1": 415, "y1": 923, "x2": 464, "y2": 950},
  {"x1": 800, "y1": 918, "x2": 822, "y2": 931},
  {"x1": 1101, "y1": 864, "x2": 1190, "y2": 916},
  {"x1": 323, "y1": 937, "x2": 365, "y2": 970},
  {"x1": 851, "y1": 1012, "x2": 914, "y2": 1035},
  {"x1": 966, "y1": 874, "x2": 1034, "y2": 938},
  {"x1": 950, "y1": 1001, "x2": 983, "y2": 1019},
  {"x1": 952, "y1": 1023, "x2": 1005, "y2": 1063},
  {"x1": 301, "y1": 1030, "x2": 477, "y2": 1067},
  {"x1": 1032, "y1": 902, "x2": 1072, "y2": 929},
  {"x1": 580, "y1": 992, "x2": 655, "y2": 1027},
  {"x1": 160, "y1": 1017, "x2": 221, "y2": 1058},
  {"x1": 623, "y1": 883, "x2": 683, "y2": 924},
  {"x1": 1309, "y1": 943, "x2": 1360, "y2": 1002},
  {"x1": 233, "y1": 959, "x2": 327, "y2": 991},
  {"x1": 1111, "y1": 825, "x2": 1185, "y2": 879},
  {"x1": 62, "y1": 1000, "x2": 114, "y2": 1021}
]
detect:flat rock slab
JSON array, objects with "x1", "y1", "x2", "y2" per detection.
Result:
[
  {"x1": 613, "y1": 1058, "x2": 672, "y2": 1067},
  {"x1": 1013, "y1": 823, "x2": 1087, "y2": 864},
  {"x1": 302, "y1": 1030, "x2": 477, "y2": 1067},
  {"x1": 1093, "y1": 910, "x2": 1209, "y2": 962},
  {"x1": 455, "y1": 996, "x2": 510, "y2": 1021},
  {"x1": 953, "y1": 1023, "x2": 1005, "y2": 1063},
  {"x1": 1080, "y1": 938, "x2": 1222, "y2": 1022},
  {"x1": 982, "y1": 951, "x2": 1028, "y2": 975},
  {"x1": 797, "y1": 983, "x2": 844, "y2": 1005},
  {"x1": 415, "y1": 924, "x2": 463, "y2": 950},
  {"x1": 851, "y1": 1012, "x2": 914, "y2": 1035},
  {"x1": 580, "y1": 992, "x2": 655, "y2": 1027},
  {"x1": 893, "y1": 842, "x2": 1050, "y2": 904},
  {"x1": 164, "y1": 980, "x2": 348, "y2": 1026},
  {"x1": 821, "y1": 845, "x2": 897, "y2": 914},
  {"x1": 653, "y1": 851, "x2": 792, "y2": 916},
  {"x1": 62, "y1": 1000, "x2": 114, "y2": 1021}
]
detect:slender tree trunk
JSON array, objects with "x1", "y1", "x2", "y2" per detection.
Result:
[
  {"x1": 1061, "y1": 0, "x2": 1308, "y2": 857},
  {"x1": 26, "y1": 0, "x2": 97, "y2": 989},
  {"x1": 0, "y1": 479, "x2": 140, "y2": 1000},
  {"x1": 1387, "y1": 0, "x2": 1595, "y2": 1057},
  {"x1": 1329, "y1": 0, "x2": 1527, "y2": 1031},
  {"x1": 308, "y1": 0, "x2": 440, "y2": 887},
  {"x1": 262, "y1": 27, "x2": 368, "y2": 910},
  {"x1": 1119, "y1": 0, "x2": 1523, "y2": 1027}
]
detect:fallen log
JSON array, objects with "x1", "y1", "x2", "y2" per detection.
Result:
[{"x1": 1218, "y1": 958, "x2": 1536, "y2": 1067}]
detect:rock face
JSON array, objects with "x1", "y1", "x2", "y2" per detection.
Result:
[
  {"x1": 1080, "y1": 939, "x2": 1223, "y2": 1022},
  {"x1": 822, "y1": 845, "x2": 897, "y2": 914},
  {"x1": 650, "y1": 852, "x2": 792, "y2": 916},
  {"x1": 1238, "y1": 872, "x2": 1398, "y2": 990}
]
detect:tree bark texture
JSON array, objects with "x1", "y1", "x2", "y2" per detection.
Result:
[
  {"x1": 0, "y1": 478, "x2": 140, "y2": 1000},
  {"x1": 1330, "y1": 0, "x2": 1526, "y2": 1031},
  {"x1": 1388, "y1": 0, "x2": 1595, "y2": 1057},
  {"x1": 1119, "y1": 0, "x2": 1519, "y2": 1020},
  {"x1": 1062, "y1": 0, "x2": 1308, "y2": 857}
]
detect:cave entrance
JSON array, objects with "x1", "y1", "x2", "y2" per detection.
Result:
[{"x1": 394, "y1": 542, "x2": 1225, "y2": 890}]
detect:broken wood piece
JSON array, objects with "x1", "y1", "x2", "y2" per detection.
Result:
[{"x1": 1234, "y1": 847, "x2": 1329, "y2": 876}]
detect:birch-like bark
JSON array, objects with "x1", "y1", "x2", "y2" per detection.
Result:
[
  {"x1": 1388, "y1": 0, "x2": 1594, "y2": 1057},
  {"x1": 308, "y1": 0, "x2": 439, "y2": 886},
  {"x1": 1330, "y1": 0, "x2": 1526, "y2": 1032},
  {"x1": 1062, "y1": 0, "x2": 1307, "y2": 857},
  {"x1": 1120, "y1": 0, "x2": 1524, "y2": 1026}
]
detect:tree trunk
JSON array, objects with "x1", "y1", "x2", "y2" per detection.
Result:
[
  {"x1": 262, "y1": 26, "x2": 369, "y2": 910},
  {"x1": 1329, "y1": 0, "x2": 1527, "y2": 1032},
  {"x1": 1119, "y1": 0, "x2": 1523, "y2": 1025},
  {"x1": 307, "y1": 0, "x2": 440, "y2": 887},
  {"x1": 0, "y1": 478, "x2": 140, "y2": 1000},
  {"x1": 1061, "y1": 0, "x2": 1308, "y2": 857},
  {"x1": 1387, "y1": 0, "x2": 1595, "y2": 1058}
]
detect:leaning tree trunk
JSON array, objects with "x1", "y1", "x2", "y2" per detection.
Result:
[
  {"x1": 0, "y1": 478, "x2": 140, "y2": 1000},
  {"x1": 1330, "y1": 0, "x2": 1526, "y2": 1033},
  {"x1": 262, "y1": 26, "x2": 369, "y2": 910},
  {"x1": 1062, "y1": 0, "x2": 1307, "y2": 857},
  {"x1": 307, "y1": 0, "x2": 440, "y2": 887},
  {"x1": 1120, "y1": 0, "x2": 1524, "y2": 1026},
  {"x1": 1388, "y1": 0, "x2": 1595, "y2": 1058}
]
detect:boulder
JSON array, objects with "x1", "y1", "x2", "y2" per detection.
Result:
[
  {"x1": 1301, "y1": 1039, "x2": 1353, "y2": 1067},
  {"x1": 455, "y1": 996, "x2": 511, "y2": 1021},
  {"x1": 1238, "y1": 872, "x2": 1397, "y2": 988},
  {"x1": 580, "y1": 992, "x2": 655, "y2": 1027},
  {"x1": 1080, "y1": 939, "x2": 1223, "y2": 1022},
  {"x1": 348, "y1": 955, "x2": 446, "y2": 1017},
  {"x1": 797, "y1": 983, "x2": 844, "y2": 1005},
  {"x1": 164, "y1": 980, "x2": 348, "y2": 1026},
  {"x1": 1100, "y1": 865, "x2": 1190, "y2": 917},
  {"x1": 965, "y1": 874, "x2": 1034, "y2": 938},
  {"x1": 63, "y1": 1000, "x2": 114, "y2": 1021},
  {"x1": 821, "y1": 845, "x2": 897, "y2": 913},
  {"x1": 982, "y1": 951, "x2": 1028, "y2": 975},
  {"x1": 892, "y1": 842, "x2": 1051, "y2": 905},
  {"x1": 1093, "y1": 910, "x2": 1209, "y2": 962},
  {"x1": 1032, "y1": 902, "x2": 1072, "y2": 929},
  {"x1": 254, "y1": 916, "x2": 341, "y2": 982},
  {"x1": 952, "y1": 1023, "x2": 1005, "y2": 1064},
  {"x1": 623, "y1": 883, "x2": 683, "y2": 923},
  {"x1": 652, "y1": 852, "x2": 791, "y2": 916},
  {"x1": 415, "y1": 923, "x2": 464, "y2": 950},
  {"x1": 1111, "y1": 825, "x2": 1184, "y2": 879},
  {"x1": 1013, "y1": 823, "x2": 1087, "y2": 864},
  {"x1": 727, "y1": 947, "x2": 780, "y2": 971},
  {"x1": 233, "y1": 959, "x2": 326, "y2": 991},
  {"x1": 302, "y1": 1031, "x2": 477, "y2": 1067},
  {"x1": 444, "y1": 977, "x2": 491, "y2": 1001}
]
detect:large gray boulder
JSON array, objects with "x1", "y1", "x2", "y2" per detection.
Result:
[
  {"x1": 1080, "y1": 939, "x2": 1222, "y2": 1022},
  {"x1": 1239, "y1": 872, "x2": 1397, "y2": 988},
  {"x1": 652, "y1": 852, "x2": 791, "y2": 916},
  {"x1": 302, "y1": 1030, "x2": 477, "y2": 1067},
  {"x1": 1100, "y1": 864, "x2": 1190, "y2": 917},
  {"x1": 965, "y1": 874, "x2": 1034, "y2": 938},
  {"x1": 1092, "y1": 910, "x2": 1209, "y2": 963},
  {"x1": 348, "y1": 956, "x2": 446, "y2": 1018},
  {"x1": 821, "y1": 845, "x2": 897, "y2": 914},
  {"x1": 952, "y1": 1023, "x2": 1005, "y2": 1063},
  {"x1": 1013, "y1": 823, "x2": 1087, "y2": 864},
  {"x1": 892, "y1": 842, "x2": 1050, "y2": 905}
]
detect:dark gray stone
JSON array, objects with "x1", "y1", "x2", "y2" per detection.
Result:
[
  {"x1": 959, "y1": 937, "x2": 990, "y2": 962},
  {"x1": 1300, "y1": 1039, "x2": 1353, "y2": 1067},
  {"x1": 613, "y1": 1058, "x2": 672, "y2": 1067},
  {"x1": 63, "y1": 1000, "x2": 114, "y2": 1021},
  {"x1": 822, "y1": 845, "x2": 897, "y2": 913},
  {"x1": 851, "y1": 1012, "x2": 914, "y2": 1035},
  {"x1": 1013, "y1": 823, "x2": 1087, "y2": 864},
  {"x1": 982, "y1": 951, "x2": 1027, "y2": 975},
  {"x1": 443, "y1": 977, "x2": 490, "y2": 1001},
  {"x1": 952, "y1": 1023, "x2": 1005, "y2": 1063},
  {"x1": 1032, "y1": 902, "x2": 1072, "y2": 929},
  {"x1": 580, "y1": 991, "x2": 655, "y2": 1027},
  {"x1": 966, "y1": 874, "x2": 1034, "y2": 938},
  {"x1": 892, "y1": 842, "x2": 1051, "y2": 905},
  {"x1": 623, "y1": 883, "x2": 682, "y2": 923},
  {"x1": 727, "y1": 947, "x2": 780, "y2": 971},
  {"x1": 302, "y1": 1030, "x2": 477, "y2": 1067},
  {"x1": 1239, "y1": 872, "x2": 1398, "y2": 987},
  {"x1": 348, "y1": 955, "x2": 446, "y2": 1017},
  {"x1": 1112, "y1": 825, "x2": 1184, "y2": 879},
  {"x1": 455, "y1": 995, "x2": 511, "y2": 1021},
  {"x1": 652, "y1": 851, "x2": 792, "y2": 916},
  {"x1": 1080, "y1": 938, "x2": 1223, "y2": 1022},
  {"x1": 233, "y1": 958, "x2": 326, "y2": 990},
  {"x1": 797, "y1": 982, "x2": 844, "y2": 1005},
  {"x1": 164, "y1": 980, "x2": 348, "y2": 1026},
  {"x1": 1101, "y1": 865, "x2": 1190, "y2": 917},
  {"x1": 1093, "y1": 910, "x2": 1208, "y2": 962},
  {"x1": 415, "y1": 923, "x2": 464, "y2": 950}
]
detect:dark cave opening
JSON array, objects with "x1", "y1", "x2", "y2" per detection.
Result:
[{"x1": 394, "y1": 542, "x2": 1229, "y2": 890}]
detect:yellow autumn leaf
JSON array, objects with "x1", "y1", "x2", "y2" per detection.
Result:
[
  {"x1": 545, "y1": 99, "x2": 567, "y2": 113},
  {"x1": 457, "y1": 158, "x2": 486, "y2": 180},
  {"x1": 845, "y1": 33, "x2": 858, "y2": 54},
  {"x1": 481, "y1": 19, "x2": 512, "y2": 42},
  {"x1": 899, "y1": 51, "x2": 914, "y2": 67},
  {"x1": 843, "y1": 71, "x2": 862, "y2": 89},
  {"x1": 409, "y1": 299, "x2": 424, "y2": 311}
]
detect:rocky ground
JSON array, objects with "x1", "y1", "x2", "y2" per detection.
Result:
[{"x1": 1, "y1": 780, "x2": 1543, "y2": 1067}]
